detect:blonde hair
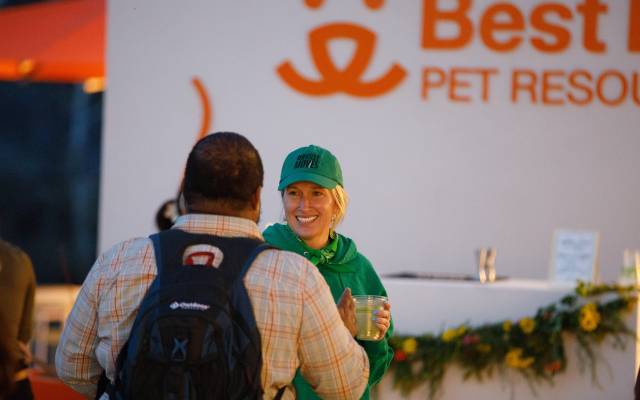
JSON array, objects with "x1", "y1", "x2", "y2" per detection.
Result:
[{"x1": 329, "y1": 185, "x2": 349, "y2": 232}]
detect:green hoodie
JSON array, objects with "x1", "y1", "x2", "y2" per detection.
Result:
[{"x1": 263, "y1": 224, "x2": 394, "y2": 400}]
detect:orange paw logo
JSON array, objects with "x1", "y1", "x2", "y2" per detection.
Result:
[{"x1": 277, "y1": 0, "x2": 407, "y2": 97}]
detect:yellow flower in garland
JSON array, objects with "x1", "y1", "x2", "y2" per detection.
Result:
[
  {"x1": 580, "y1": 303, "x2": 601, "y2": 332},
  {"x1": 519, "y1": 317, "x2": 536, "y2": 334},
  {"x1": 576, "y1": 281, "x2": 591, "y2": 297},
  {"x1": 505, "y1": 348, "x2": 534, "y2": 369},
  {"x1": 442, "y1": 325, "x2": 467, "y2": 342},
  {"x1": 442, "y1": 329, "x2": 457, "y2": 342},
  {"x1": 505, "y1": 349, "x2": 522, "y2": 368},
  {"x1": 582, "y1": 302, "x2": 597, "y2": 312},
  {"x1": 477, "y1": 343, "x2": 492, "y2": 353},
  {"x1": 402, "y1": 338, "x2": 418, "y2": 355},
  {"x1": 502, "y1": 320, "x2": 512, "y2": 333},
  {"x1": 580, "y1": 315, "x2": 598, "y2": 331}
]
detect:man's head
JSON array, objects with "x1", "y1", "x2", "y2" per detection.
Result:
[{"x1": 182, "y1": 132, "x2": 263, "y2": 222}]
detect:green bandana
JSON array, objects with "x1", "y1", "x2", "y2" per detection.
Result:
[
  {"x1": 263, "y1": 223, "x2": 360, "y2": 273},
  {"x1": 286, "y1": 225, "x2": 337, "y2": 266}
]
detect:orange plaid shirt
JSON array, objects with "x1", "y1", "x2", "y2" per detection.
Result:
[{"x1": 55, "y1": 214, "x2": 369, "y2": 399}]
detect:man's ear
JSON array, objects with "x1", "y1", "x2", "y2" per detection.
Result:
[{"x1": 251, "y1": 186, "x2": 262, "y2": 211}]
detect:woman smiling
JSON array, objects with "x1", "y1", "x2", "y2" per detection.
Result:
[{"x1": 263, "y1": 145, "x2": 393, "y2": 400}]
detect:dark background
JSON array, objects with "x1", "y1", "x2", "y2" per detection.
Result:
[
  {"x1": 0, "y1": 0, "x2": 103, "y2": 283},
  {"x1": 0, "y1": 0, "x2": 47, "y2": 6}
]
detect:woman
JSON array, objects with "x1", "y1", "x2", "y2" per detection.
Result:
[{"x1": 263, "y1": 145, "x2": 393, "y2": 399}]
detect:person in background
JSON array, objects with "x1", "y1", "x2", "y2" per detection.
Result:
[
  {"x1": 56, "y1": 132, "x2": 369, "y2": 399},
  {"x1": 0, "y1": 313, "x2": 17, "y2": 399},
  {"x1": 263, "y1": 145, "x2": 393, "y2": 399},
  {"x1": 0, "y1": 239, "x2": 36, "y2": 400},
  {"x1": 154, "y1": 198, "x2": 179, "y2": 231}
]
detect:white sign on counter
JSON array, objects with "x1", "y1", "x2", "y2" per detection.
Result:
[{"x1": 550, "y1": 230, "x2": 600, "y2": 282}]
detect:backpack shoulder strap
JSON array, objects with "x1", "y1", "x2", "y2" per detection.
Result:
[
  {"x1": 237, "y1": 242, "x2": 275, "y2": 282},
  {"x1": 148, "y1": 229, "x2": 195, "y2": 280},
  {"x1": 274, "y1": 386, "x2": 286, "y2": 400}
]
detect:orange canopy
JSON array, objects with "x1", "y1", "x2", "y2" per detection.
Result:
[{"x1": 0, "y1": 0, "x2": 105, "y2": 83}]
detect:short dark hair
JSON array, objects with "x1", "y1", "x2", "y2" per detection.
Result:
[
  {"x1": 155, "y1": 199, "x2": 178, "y2": 231},
  {"x1": 182, "y1": 132, "x2": 263, "y2": 210}
]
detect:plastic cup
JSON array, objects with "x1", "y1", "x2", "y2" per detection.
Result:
[{"x1": 352, "y1": 295, "x2": 387, "y2": 341}]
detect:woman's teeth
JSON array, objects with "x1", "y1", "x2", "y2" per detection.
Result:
[{"x1": 296, "y1": 216, "x2": 318, "y2": 224}]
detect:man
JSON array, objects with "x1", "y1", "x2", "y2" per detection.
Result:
[
  {"x1": 0, "y1": 239, "x2": 36, "y2": 400},
  {"x1": 56, "y1": 132, "x2": 369, "y2": 399}
]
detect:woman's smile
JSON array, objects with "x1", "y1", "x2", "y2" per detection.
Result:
[{"x1": 296, "y1": 215, "x2": 318, "y2": 224}]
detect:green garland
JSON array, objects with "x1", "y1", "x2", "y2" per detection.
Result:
[{"x1": 388, "y1": 281, "x2": 637, "y2": 399}]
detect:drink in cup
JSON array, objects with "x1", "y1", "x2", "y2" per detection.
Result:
[{"x1": 352, "y1": 295, "x2": 387, "y2": 341}]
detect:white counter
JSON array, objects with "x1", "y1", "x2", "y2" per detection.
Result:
[
  {"x1": 33, "y1": 285, "x2": 81, "y2": 366},
  {"x1": 34, "y1": 281, "x2": 638, "y2": 399}
]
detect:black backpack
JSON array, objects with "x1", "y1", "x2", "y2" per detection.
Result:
[{"x1": 105, "y1": 229, "x2": 281, "y2": 400}]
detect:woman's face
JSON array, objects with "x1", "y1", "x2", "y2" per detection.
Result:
[{"x1": 283, "y1": 181, "x2": 337, "y2": 250}]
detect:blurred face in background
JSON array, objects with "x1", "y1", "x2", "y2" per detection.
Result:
[{"x1": 283, "y1": 181, "x2": 337, "y2": 250}]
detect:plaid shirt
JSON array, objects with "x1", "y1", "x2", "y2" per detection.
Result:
[{"x1": 56, "y1": 214, "x2": 369, "y2": 399}]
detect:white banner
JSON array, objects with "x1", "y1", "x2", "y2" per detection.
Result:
[{"x1": 101, "y1": 0, "x2": 640, "y2": 281}]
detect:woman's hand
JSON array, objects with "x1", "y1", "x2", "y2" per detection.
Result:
[
  {"x1": 337, "y1": 288, "x2": 358, "y2": 337},
  {"x1": 373, "y1": 302, "x2": 391, "y2": 339}
]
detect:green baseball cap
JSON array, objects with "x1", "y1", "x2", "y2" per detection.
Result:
[{"x1": 278, "y1": 145, "x2": 343, "y2": 190}]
